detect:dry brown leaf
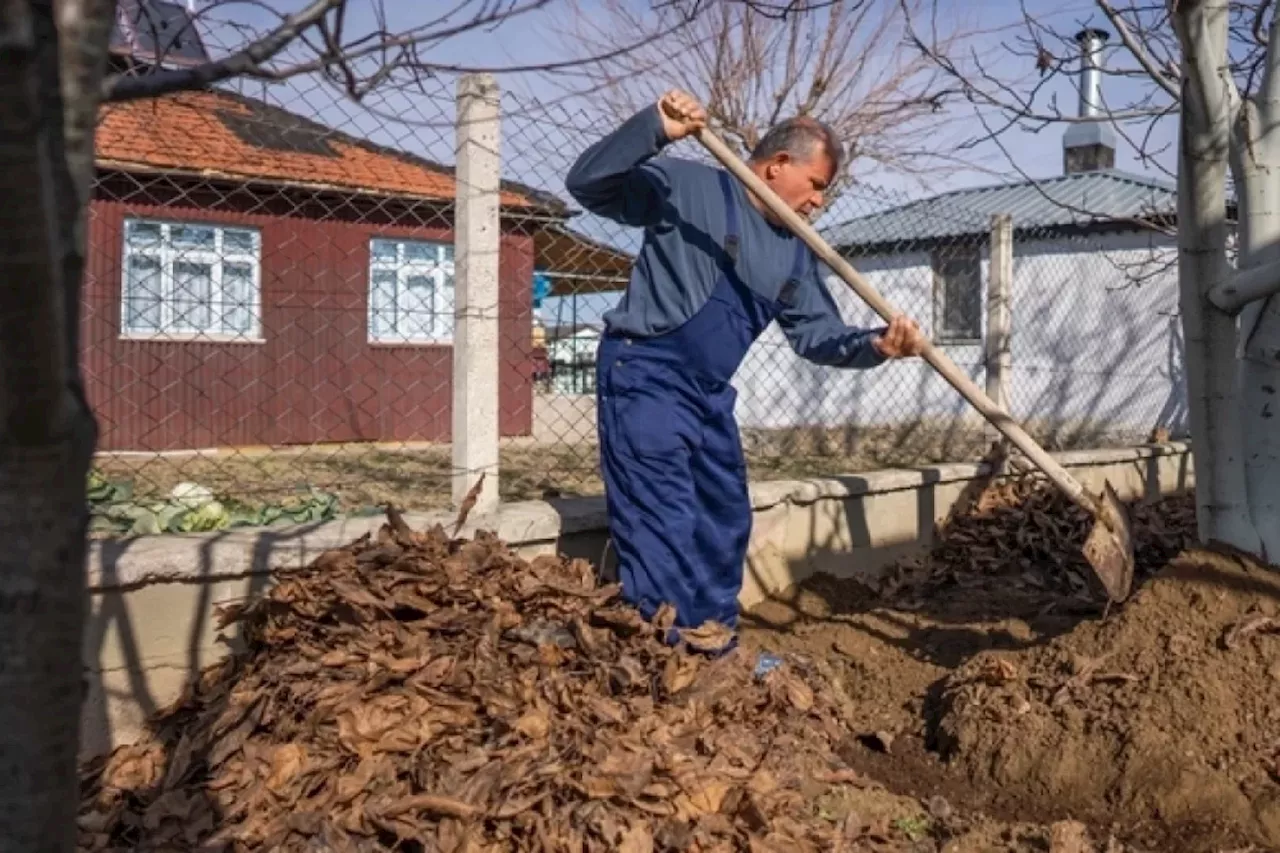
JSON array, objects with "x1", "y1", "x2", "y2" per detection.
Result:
[
  {"x1": 748, "y1": 769, "x2": 779, "y2": 796},
  {"x1": 451, "y1": 473, "x2": 486, "y2": 538},
  {"x1": 977, "y1": 657, "x2": 1019, "y2": 685},
  {"x1": 592, "y1": 607, "x2": 647, "y2": 636},
  {"x1": 75, "y1": 502, "x2": 872, "y2": 851},
  {"x1": 514, "y1": 709, "x2": 551, "y2": 740},
  {"x1": 675, "y1": 771, "x2": 732, "y2": 818},
  {"x1": 379, "y1": 793, "x2": 481, "y2": 820},
  {"x1": 385, "y1": 503, "x2": 415, "y2": 541},
  {"x1": 617, "y1": 822, "x2": 655, "y2": 853},
  {"x1": 653, "y1": 603, "x2": 677, "y2": 631},
  {"x1": 679, "y1": 621, "x2": 735, "y2": 653},
  {"x1": 490, "y1": 790, "x2": 550, "y2": 819},
  {"x1": 584, "y1": 695, "x2": 628, "y2": 725},
  {"x1": 663, "y1": 653, "x2": 700, "y2": 695},
  {"x1": 330, "y1": 579, "x2": 389, "y2": 611},
  {"x1": 103, "y1": 745, "x2": 164, "y2": 792},
  {"x1": 213, "y1": 600, "x2": 249, "y2": 629},
  {"x1": 766, "y1": 669, "x2": 814, "y2": 712},
  {"x1": 264, "y1": 744, "x2": 307, "y2": 795},
  {"x1": 313, "y1": 548, "x2": 358, "y2": 573},
  {"x1": 581, "y1": 748, "x2": 654, "y2": 801}
]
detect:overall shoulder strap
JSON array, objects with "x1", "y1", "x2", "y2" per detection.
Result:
[{"x1": 716, "y1": 170, "x2": 740, "y2": 264}]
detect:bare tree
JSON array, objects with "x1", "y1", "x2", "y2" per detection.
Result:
[
  {"x1": 0, "y1": 1, "x2": 111, "y2": 847},
  {"x1": 906, "y1": 0, "x2": 1280, "y2": 562},
  {"x1": 0, "y1": 0, "x2": 804, "y2": 847},
  {"x1": 557, "y1": 0, "x2": 990, "y2": 188}
]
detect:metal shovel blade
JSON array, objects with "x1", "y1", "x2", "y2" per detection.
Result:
[{"x1": 1081, "y1": 480, "x2": 1135, "y2": 602}]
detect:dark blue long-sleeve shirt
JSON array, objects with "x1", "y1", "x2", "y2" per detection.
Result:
[{"x1": 564, "y1": 104, "x2": 886, "y2": 369}]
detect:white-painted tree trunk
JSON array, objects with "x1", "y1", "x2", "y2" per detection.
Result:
[
  {"x1": 1232, "y1": 163, "x2": 1280, "y2": 560},
  {"x1": 1229, "y1": 14, "x2": 1280, "y2": 561},
  {"x1": 1239, "y1": 307, "x2": 1280, "y2": 560},
  {"x1": 1172, "y1": 0, "x2": 1263, "y2": 553}
]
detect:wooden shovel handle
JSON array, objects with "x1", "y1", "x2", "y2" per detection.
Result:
[{"x1": 693, "y1": 127, "x2": 1095, "y2": 513}]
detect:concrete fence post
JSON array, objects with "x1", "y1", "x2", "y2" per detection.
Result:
[
  {"x1": 453, "y1": 73, "x2": 501, "y2": 514},
  {"x1": 986, "y1": 213, "x2": 1013, "y2": 442}
]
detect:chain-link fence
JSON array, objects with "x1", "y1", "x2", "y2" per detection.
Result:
[
  {"x1": 84, "y1": 31, "x2": 1187, "y2": 537},
  {"x1": 502, "y1": 90, "x2": 1187, "y2": 498}
]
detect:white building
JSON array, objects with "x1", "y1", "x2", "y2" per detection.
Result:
[
  {"x1": 732, "y1": 179, "x2": 1187, "y2": 445},
  {"x1": 545, "y1": 322, "x2": 603, "y2": 396},
  {"x1": 731, "y1": 28, "x2": 1193, "y2": 448}
]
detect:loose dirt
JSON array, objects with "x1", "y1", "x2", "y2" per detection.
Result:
[
  {"x1": 78, "y1": 476, "x2": 1280, "y2": 852},
  {"x1": 743, "y1": 481, "x2": 1280, "y2": 852}
]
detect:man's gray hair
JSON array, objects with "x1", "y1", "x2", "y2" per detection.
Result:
[{"x1": 749, "y1": 116, "x2": 844, "y2": 177}]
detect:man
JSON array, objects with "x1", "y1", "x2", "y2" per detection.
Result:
[{"x1": 565, "y1": 90, "x2": 925, "y2": 644}]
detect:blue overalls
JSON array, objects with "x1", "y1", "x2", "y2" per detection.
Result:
[{"x1": 595, "y1": 170, "x2": 807, "y2": 636}]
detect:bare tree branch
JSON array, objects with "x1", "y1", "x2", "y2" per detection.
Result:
[
  {"x1": 1211, "y1": 254, "x2": 1280, "y2": 311},
  {"x1": 555, "y1": 0, "x2": 990, "y2": 187},
  {"x1": 104, "y1": 0, "x2": 343, "y2": 101},
  {"x1": 102, "y1": 0, "x2": 708, "y2": 104},
  {"x1": 1252, "y1": 0, "x2": 1274, "y2": 44},
  {"x1": 902, "y1": 2, "x2": 1174, "y2": 130},
  {"x1": 1097, "y1": 0, "x2": 1182, "y2": 99}
]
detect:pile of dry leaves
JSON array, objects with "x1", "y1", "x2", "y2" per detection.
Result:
[
  {"x1": 78, "y1": 509, "x2": 877, "y2": 852},
  {"x1": 871, "y1": 477, "x2": 1196, "y2": 612}
]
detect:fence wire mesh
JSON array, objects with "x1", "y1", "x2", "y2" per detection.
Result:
[
  {"x1": 83, "y1": 30, "x2": 1188, "y2": 538},
  {"x1": 501, "y1": 90, "x2": 1188, "y2": 499},
  {"x1": 87, "y1": 19, "x2": 475, "y2": 536}
]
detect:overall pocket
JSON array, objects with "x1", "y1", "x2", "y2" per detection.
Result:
[{"x1": 603, "y1": 356, "x2": 700, "y2": 459}]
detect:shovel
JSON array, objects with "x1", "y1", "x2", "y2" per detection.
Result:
[{"x1": 694, "y1": 127, "x2": 1135, "y2": 603}]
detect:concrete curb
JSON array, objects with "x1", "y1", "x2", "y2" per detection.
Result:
[{"x1": 87, "y1": 441, "x2": 1192, "y2": 591}]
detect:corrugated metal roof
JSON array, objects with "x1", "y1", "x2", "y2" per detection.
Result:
[{"x1": 821, "y1": 169, "x2": 1177, "y2": 249}]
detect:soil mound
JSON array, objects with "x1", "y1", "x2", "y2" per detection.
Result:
[
  {"x1": 79, "y1": 509, "x2": 964, "y2": 852},
  {"x1": 935, "y1": 545, "x2": 1280, "y2": 848}
]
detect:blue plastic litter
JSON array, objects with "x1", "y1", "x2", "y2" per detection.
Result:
[
  {"x1": 531, "y1": 271, "x2": 552, "y2": 308},
  {"x1": 754, "y1": 652, "x2": 784, "y2": 678}
]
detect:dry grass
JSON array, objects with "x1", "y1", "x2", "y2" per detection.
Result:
[{"x1": 92, "y1": 418, "x2": 1151, "y2": 515}]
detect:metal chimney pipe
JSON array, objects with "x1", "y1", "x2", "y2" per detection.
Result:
[{"x1": 1075, "y1": 28, "x2": 1109, "y2": 118}]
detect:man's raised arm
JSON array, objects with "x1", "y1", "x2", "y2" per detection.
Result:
[
  {"x1": 565, "y1": 91, "x2": 708, "y2": 227},
  {"x1": 564, "y1": 105, "x2": 671, "y2": 227}
]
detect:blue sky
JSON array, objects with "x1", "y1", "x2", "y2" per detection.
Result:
[
  {"x1": 191, "y1": 0, "x2": 1180, "y2": 322},
  {"x1": 199, "y1": 0, "x2": 1179, "y2": 192}
]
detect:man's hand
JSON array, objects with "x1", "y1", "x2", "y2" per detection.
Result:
[
  {"x1": 872, "y1": 315, "x2": 926, "y2": 359},
  {"x1": 657, "y1": 89, "x2": 707, "y2": 142}
]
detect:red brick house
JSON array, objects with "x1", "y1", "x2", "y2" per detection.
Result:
[{"x1": 85, "y1": 87, "x2": 627, "y2": 452}]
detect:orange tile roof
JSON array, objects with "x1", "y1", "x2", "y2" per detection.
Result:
[{"x1": 95, "y1": 88, "x2": 559, "y2": 212}]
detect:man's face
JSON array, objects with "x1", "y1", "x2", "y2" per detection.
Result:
[{"x1": 758, "y1": 147, "x2": 835, "y2": 221}]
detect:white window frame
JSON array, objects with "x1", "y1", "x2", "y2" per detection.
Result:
[
  {"x1": 119, "y1": 217, "x2": 263, "y2": 342},
  {"x1": 367, "y1": 237, "x2": 455, "y2": 345},
  {"x1": 930, "y1": 244, "x2": 983, "y2": 344}
]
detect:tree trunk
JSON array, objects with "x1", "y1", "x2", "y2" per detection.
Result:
[
  {"x1": 1231, "y1": 17, "x2": 1280, "y2": 562},
  {"x1": 1173, "y1": 0, "x2": 1262, "y2": 553},
  {"x1": 1233, "y1": 153, "x2": 1280, "y2": 561},
  {"x1": 0, "y1": 0, "x2": 110, "y2": 848},
  {"x1": 1239, "y1": 318, "x2": 1280, "y2": 561}
]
